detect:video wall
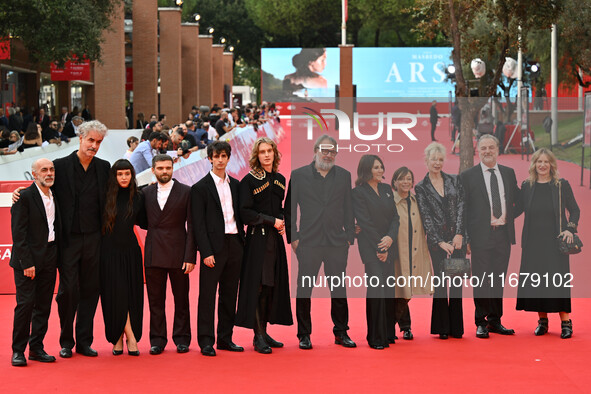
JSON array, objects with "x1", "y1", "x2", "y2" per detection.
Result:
[{"x1": 261, "y1": 47, "x2": 454, "y2": 101}]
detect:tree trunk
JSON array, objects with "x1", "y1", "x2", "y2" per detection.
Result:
[
  {"x1": 374, "y1": 28, "x2": 380, "y2": 47},
  {"x1": 458, "y1": 98, "x2": 476, "y2": 173},
  {"x1": 447, "y1": 0, "x2": 474, "y2": 172}
]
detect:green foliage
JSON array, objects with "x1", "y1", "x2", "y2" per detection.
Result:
[{"x1": 0, "y1": 0, "x2": 122, "y2": 65}]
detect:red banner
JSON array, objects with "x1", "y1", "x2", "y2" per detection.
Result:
[
  {"x1": 126, "y1": 67, "x2": 133, "y2": 91},
  {"x1": 0, "y1": 38, "x2": 10, "y2": 60},
  {"x1": 51, "y1": 58, "x2": 91, "y2": 81}
]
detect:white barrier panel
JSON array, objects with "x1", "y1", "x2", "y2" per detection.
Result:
[{"x1": 0, "y1": 129, "x2": 143, "y2": 181}]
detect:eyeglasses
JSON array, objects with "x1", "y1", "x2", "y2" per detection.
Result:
[{"x1": 320, "y1": 149, "x2": 338, "y2": 157}]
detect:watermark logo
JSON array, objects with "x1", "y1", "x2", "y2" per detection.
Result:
[
  {"x1": 303, "y1": 109, "x2": 419, "y2": 153},
  {"x1": 303, "y1": 107, "x2": 328, "y2": 131}
]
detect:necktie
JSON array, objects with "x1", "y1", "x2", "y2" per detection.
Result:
[{"x1": 488, "y1": 168, "x2": 502, "y2": 219}]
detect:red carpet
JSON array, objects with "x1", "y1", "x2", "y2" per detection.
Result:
[{"x1": 2, "y1": 121, "x2": 591, "y2": 392}]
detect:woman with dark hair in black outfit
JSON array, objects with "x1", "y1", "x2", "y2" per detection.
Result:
[
  {"x1": 352, "y1": 154, "x2": 399, "y2": 349},
  {"x1": 415, "y1": 142, "x2": 467, "y2": 339},
  {"x1": 100, "y1": 159, "x2": 145, "y2": 356}
]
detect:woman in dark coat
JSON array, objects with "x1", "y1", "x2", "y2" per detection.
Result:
[
  {"x1": 352, "y1": 155, "x2": 399, "y2": 349},
  {"x1": 415, "y1": 142, "x2": 467, "y2": 339},
  {"x1": 516, "y1": 148, "x2": 580, "y2": 339},
  {"x1": 235, "y1": 137, "x2": 293, "y2": 354},
  {"x1": 100, "y1": 159, "x2": 145, "y2": 355}
]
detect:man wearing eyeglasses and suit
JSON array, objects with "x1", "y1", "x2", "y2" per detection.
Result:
[{"x1": 285, "y1": 134, "x2": 356, "y2": 350}]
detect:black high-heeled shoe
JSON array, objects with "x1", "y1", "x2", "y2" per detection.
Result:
[
  {"x1": 534, "y1": 318, "x2": 549, "y2": 336},
  {"x1": 127, "y1": 340, "x2": 140, "y2": 356},
  {"x1": 112, "y1": 348, "x2": 123, "y2": 356},
  {"x1": 561, "y1": 319, "x2": 573, "y2": 339}
]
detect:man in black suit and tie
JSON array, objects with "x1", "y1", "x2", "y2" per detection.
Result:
[
  {"x1": 10, "y1": 159, "x2": 60, "y2": 366},
  {"x1": 285, "y1": 134, "x2": 357, "y2": 350},
  {"x1": 460, "y1": 134, "x2": 521, "y2": 338},
  {"x1": 141, "y1": 154, "x2": 196, "y2": 355},
  {"x1": 191, "y1": 141, "x2": 245, "y2": 357}
]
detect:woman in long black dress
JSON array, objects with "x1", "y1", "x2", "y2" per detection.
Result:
[
  {"x1": 235, "y1": 137, "x2": 293, "y2": 354},
  {"x1": 100, "y1": 159, "x2": 145, "y2": 355},
  {"x1": 516, "y1": 148, "x2": 580, "y2": 339},
  {"x1": 415, "y1": 142, "x2": 467, "y2": 339},
  {"x1": 352, "y1": 155, "x2": 399, "y2": 349}
]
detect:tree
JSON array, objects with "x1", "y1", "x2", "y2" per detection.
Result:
[
  {"x1": 0, "y1": 0, "x2": 122, "y2": 65},
  {"x1": 414, "y1": 0, "x2": 561, "y2": 172},
  {"x1": 527, "y1": 0, "x2": 591, "y2": 88}
]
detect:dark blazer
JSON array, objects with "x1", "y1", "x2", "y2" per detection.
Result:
[
  {"x1": 415, "y1": 171, "x2": 466, "y2": 248},
  {"x1": 37, "y1": 115, "x2": 50, "y2": 130},
  {"x1": 352, "y1": 182, "x2": 399, "y2": 263},
  {"x1": 52, "y1": 151, "x2": 110, "y2": 242},
  {"x1": 62, "y1": 121, "x2": 76, "y2": 138},
  {"x1": 191, "y1": 172, "x2": 245, "y2": 258},
  {"x1": 285, "y1": 162, "x2": 355, "y2": 246},
  {"x1": 141, "y1": 180, "x2": 196, "y2": 268},
  {"x1": 520, "y1": 179, "x2": 580, "y2": 245},
  {"x1": 10, "y1": 184, "x2": 61, "y2": 270},
  {"x1": 460, "y1": 163, "x2": 521, "y2": 249}
]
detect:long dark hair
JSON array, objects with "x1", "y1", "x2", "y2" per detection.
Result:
[
  {"x1": 292, "y1": 48, "x2": 325, "y2": 78},
  {"x1": 355, "y1": 154, "x2": 384, "y2": 186},
  {"x1": 102, "y1": 159, "x2": 137, "y2": 234}
]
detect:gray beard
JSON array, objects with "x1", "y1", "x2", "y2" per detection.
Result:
[{"x1": 315, "y1": 154, "x2": 334, "y2": 172}]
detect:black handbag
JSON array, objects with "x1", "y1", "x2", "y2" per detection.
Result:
[
  {"x1": 558, "y1": 182, "x2": 583, "y2": 255},
  {"x1": 442, "y1": 248, "x2": 471, "y2": 277}
]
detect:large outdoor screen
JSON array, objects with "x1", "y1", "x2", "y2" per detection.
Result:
[
  {"x1": 261, "y1": 47, "x2": 340, "y2": 102},
  {"x1": 353, "y1": 47, "x2": 453, "y2": 98}
]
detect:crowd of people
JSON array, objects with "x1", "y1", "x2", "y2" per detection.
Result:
[
  {"x1": 0, "y1": 105, "x2": 91, "y2": 156},
  {"x1": 9, "y1": 118, "x2": 581, "y2": 367},
  {"x1": 126, "y1": 102, "x2": 279, "y2": 175}
]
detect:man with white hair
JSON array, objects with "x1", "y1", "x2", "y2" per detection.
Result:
[
  {"x1": 10, "y1": 158, "x2": 60, "y2": 366},
  {"x1": 53, "y1": 120, "x2": 111, "y2": 358}
]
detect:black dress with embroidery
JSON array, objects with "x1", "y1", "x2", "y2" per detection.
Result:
[{"x1": 235, "y1": 169, "x2": 293, "y2": 329}]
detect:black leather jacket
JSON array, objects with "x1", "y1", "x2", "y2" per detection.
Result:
[{"x1": 415, "y1": 171, "x2": 466, "y2": 249}]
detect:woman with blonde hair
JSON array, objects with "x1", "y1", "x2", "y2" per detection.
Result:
[
  {"x1": 235, "y1": 137, "x2": 293, "y2": 353},
  {"x1": 516, "y1": 148, "x2": 580, "y2": 338},
  {"x1": 415, "y1": 142, "x2": 466, "y2": 339}
]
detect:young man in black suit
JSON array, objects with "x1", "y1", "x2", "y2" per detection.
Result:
[
  {"x1": 460, "y1": 134, "x2": 521, "y2": 338},
  {"x1": 191, "y1": 141, "x2": 245, "y2": 357},
  {"x1": 285, "y1": 134, "x2": 357, "y2": 350},
  {"x1": 10, "y1": 158, "x2": 60, "y2": 366},
  {"x1": 141, "y1": 154, "x2": 196, "y2": 355}
]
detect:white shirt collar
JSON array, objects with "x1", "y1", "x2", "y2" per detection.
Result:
[
  {"x1": 158, "y1": 179, "x2": 174, "y2": 191},
  {"x1": 210, "y1": 170, "x2": 229, "y2": 185},
  {"x1": 34, "y1": 182, "x2": 53, "y2": 199},
  {"x1": 480, "y1": 161, "x2": 500, "y2": 174}
]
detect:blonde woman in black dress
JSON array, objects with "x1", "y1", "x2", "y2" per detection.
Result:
[{"x1": 516, "y1": 148, "x2": 579, "y2": 339}]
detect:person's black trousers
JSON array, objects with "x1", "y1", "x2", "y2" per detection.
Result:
[
  {"x1": 295, "y1": 245, "x2": 350, "y2": 338},
  {"x1": 12, "y1": 243, "x2": 57, "y2": 353},
  {"x1": 56, "y1": 231, "x2": 101, "y2": 349},
  {"x1": 197, "y1": 234, "x2": 243, "y2": 348},
  {"x1": 472, "y1": 226, "x2": 511, "y2": 327},
  {"x1": 145, "y1": 266, "x2": 191, "y2": 348}
]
